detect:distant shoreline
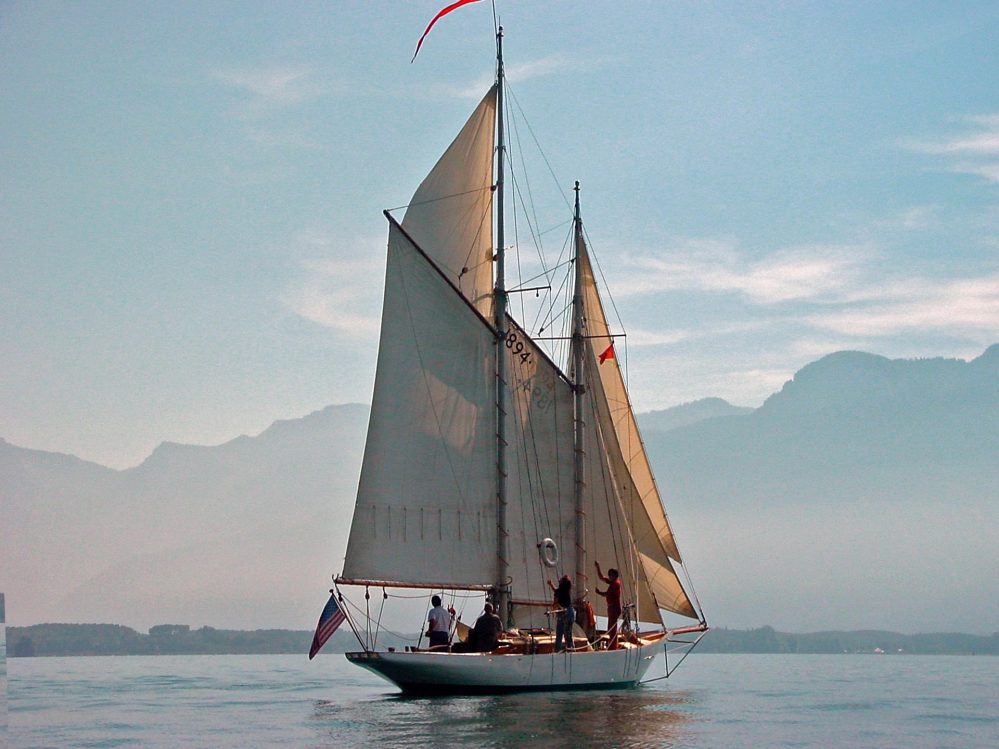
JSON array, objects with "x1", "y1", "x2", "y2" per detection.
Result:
[{"x1": 7, "y1": 623, "x2": 997, "y2": 657}]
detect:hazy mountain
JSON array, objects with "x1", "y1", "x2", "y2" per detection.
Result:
[
  {"x1": 639, "y1": 398, "x2": 753, "y2": 434},
  {"x1": 2, "y1": 348, "x2": 996, "y2": 635},
  {"x1": 647, "y1": 346, "x2": 999, "y2": 634},
  {"x1": 1, "y1": 404, "x2": 369, "y2": 631}
]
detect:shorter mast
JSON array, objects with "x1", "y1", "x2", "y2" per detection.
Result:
[{"x1": 571, "y1": 182, "x2": 587, "y2": 602}]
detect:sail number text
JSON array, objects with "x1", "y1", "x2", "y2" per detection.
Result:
[{"x1": 503, "y1": 329, "x2": 533, "y2": 365}]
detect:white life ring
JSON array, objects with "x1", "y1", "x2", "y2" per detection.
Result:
[{"x1": 539, "y1": 538, "x2": 559, "y2": 567}]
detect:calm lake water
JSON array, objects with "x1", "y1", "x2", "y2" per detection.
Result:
[{"x1": 6, "y1": 653, "x2": 997, "y2": 748}]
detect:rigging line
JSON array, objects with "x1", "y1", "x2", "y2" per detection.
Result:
[
  {"x1": 507, "y1": 146, "x2": 528, "y2": 324},
  {"x1": 506, "y1": 85, "x2": 573, "y2": 215},
  {"x1": 522, "y1": 367, "x2": 558, "y2": 565},
  {"x1": 341, "y1": 594, "x2": 418, "y2": 644},
  {"x1": 502, "y1": 79, "x2": 545, "y2": 328},
  {"x1": 386, "y1": 185, "x2": 493, "y2": 214},
  {"x1": 506, "y1": 86, "x2": 550, "y2": 275},
  {"x1": 507, "y1": 158, "x2": 560, "y2": 323},
  {"x1": 532, "y1": 226, "x2": 574, "y2": 335},
  {"x1": 508, "y1": 257, "x2": 572, "y2": 291},
  {"x1": 457, "y1": 189, "x2": 495, "y2": 290},
  {"x1": 507, "y1": 345, "x2": 554, "y2": 592},
  {"x1": 539, "y1": 218, "x2": 573, "y2": 238},
  {"x1": 395, "y1": 244, "x2": 472, "y2": 507},
  {"x1": 581, "y1": 222, "x2": 629, "y2": 346},
  {"x1": 508, "y1": 173, "x2": 548, "y2": 315},
  {"x1": 542, "y1": 298, "x2": 575, "y2": 337},
  {"x1": 530, "y1": 235, "x2": 572, "y2": 341},
  {"x1": 586, "y1": 361, "x2": 631, "y2": 588}
]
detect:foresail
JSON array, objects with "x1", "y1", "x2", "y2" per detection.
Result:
[
  {"x1": 579, "y1": 242, "x2": 698, "y2": 620},
  {"x1": 580, "y1": 383, "x2": 662, "y2": 625},
  {"x1": 341, "y1": 221, "x2": 497, "y2": 588},
  {"x1": 402, "y1": 86, "x2": 496, "y2": 319},
  {"x1": 502, "y1": 316, "x2": 576, "y2": 618},
  {"x1": 585, "y1": 340, "x2": 697, "y2": 620}
]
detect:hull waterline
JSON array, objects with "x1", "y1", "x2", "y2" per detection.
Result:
[{"x1": 345, "y1": 640, "x2": 661, "y2": 695}]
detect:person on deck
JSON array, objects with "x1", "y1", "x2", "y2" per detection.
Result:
[
  {"x1": 548, "y1": 575, "x2": 575, "y2": 652},
  {"x1": 453, "y1": 602, "x2": 504, "y2": 652},
  {"x1": 595, "y1": 561, "x2": 622, "y2": 650},
  {"x1": 426, "y1": 595, "x2": 454, "y2": 649}
]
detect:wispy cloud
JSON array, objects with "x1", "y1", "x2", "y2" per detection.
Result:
[
  {"x1": 280, "y1": 231, "x2": 385, "y2": 336},
  {"x1": 593, "y1": 231, "x2": 999, "y2": 353},
  {"x1": 433, "y1": 53, "x2": 579, "y2": 99},
  {"x1": 624, "y1": 327, "x2": 690, "y2": 347},
  {"x1": 609, "y1": 240, "x2": 870, "y2": 305},
  {"x1": 213, "y1": 66, "x2": 324, "y2": 110},
  {"x1": 807, "y1": 272, "x2": 999, "y2": 338},
  {"x1": 903, "y1": 113, "x2": 999, "y2": 183}
]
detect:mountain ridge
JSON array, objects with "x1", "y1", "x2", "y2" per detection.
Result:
[{"x1": 2, "y1": 347, "x2": 996, "y2": 633}]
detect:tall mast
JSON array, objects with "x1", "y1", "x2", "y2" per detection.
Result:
[
  {"x1": 493, "y1": 25, "x2": 511, "y2": 625},
  {"x1": 571, "y1": 181, "x2": 587, "y2": 604}
]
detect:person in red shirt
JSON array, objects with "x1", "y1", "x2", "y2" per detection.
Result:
[{"x1": 594, "y1": 560, "x2": 622, "y2": 650}]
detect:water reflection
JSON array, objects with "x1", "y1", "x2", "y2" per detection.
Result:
[{"x1": 313, "y1": 686, "x2": 698, "y2": 748}]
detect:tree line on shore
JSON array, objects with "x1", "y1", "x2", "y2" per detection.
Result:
[{"x1": 7, "y1": 623, "x2": 998, "y2": 657}]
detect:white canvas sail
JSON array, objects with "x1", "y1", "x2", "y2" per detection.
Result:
[
  {"x1": 340, "y1": 221, "x2": 497, "y2": 588},
  {"x1": 402, "y1": 86, "x2": 497, "y2": 318},
  {"x1": 502, "y1": 316, "x2": 576, "y2": 623},
  {"x1": 578, "y1": 242, "x2": 697, "y2": 619}
]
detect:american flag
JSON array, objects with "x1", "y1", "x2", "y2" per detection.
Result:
[{"x1": 309, "y1": 592, "x2": 347, "y2": 659}]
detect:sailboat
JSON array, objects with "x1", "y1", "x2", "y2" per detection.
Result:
[{"x1": 330, "y1": 27, "x2": 707, "y2": 694}]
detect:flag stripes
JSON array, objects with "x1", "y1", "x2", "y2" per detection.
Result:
[{"x1": 309, "y1": 592, "x2": 347, "y2": 659}]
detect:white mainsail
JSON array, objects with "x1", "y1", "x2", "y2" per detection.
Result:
[{"x1": 340, "y1": 221, "x2": 497, "y2": 588}]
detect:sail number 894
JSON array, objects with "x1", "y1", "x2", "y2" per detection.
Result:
[{"x1": 503, "y1": 330, "x2": 533, "y2": 365}]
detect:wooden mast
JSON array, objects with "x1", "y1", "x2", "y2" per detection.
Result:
[
  {"x1": 571, "y1": 181, "x2": 587, "y2": 608},
  {"x1": 493, "y1": 25, "x2": 511, "y2": 626}
]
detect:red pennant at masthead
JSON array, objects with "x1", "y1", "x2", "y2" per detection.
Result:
[
  {"x1": 412, "y1": 0, "x2": 483, "y2": 62},
  {"x1": 599, "y1": 342, "x2": 615, "y2": 364}
]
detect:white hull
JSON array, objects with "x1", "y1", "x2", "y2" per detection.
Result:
[{"x1": 345, "y1": 640, "x2": 662, "y2": 694}]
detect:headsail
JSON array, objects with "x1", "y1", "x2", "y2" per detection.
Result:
[{"x1": 578, "y1": 241, "x2": 697, "y2": 619}]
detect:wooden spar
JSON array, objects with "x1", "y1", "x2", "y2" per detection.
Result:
[
  {"x1": 571, "y1": 181, "x2": 587, "y2": 611},
  {"x1": 493, "y1": 25, "x2": 511, "y2": 627}
]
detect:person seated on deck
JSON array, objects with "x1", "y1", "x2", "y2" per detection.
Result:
[{"x1": 451, "y1": 603, "x2": 504, "y2": 653}]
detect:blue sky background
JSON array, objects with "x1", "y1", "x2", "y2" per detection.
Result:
[{"x1": 3, "y1": 1, "x2": 998, "y2": 468}]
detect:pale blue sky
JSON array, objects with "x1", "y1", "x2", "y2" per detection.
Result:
[{"x1": 3, "y1": 1, "x2": 997, "y2": 468}]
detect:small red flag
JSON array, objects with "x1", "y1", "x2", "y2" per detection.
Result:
[
  {"x1": 599, "y1": 342, "x2": 615, "y2": 364},
  {"x1": 412, "y1": 0, "x2": 483, "y2": 62}
]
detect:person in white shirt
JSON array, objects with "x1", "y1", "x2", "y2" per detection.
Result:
[{"x1": 426, "y1": 595, "x2": 454, "y2": 649}]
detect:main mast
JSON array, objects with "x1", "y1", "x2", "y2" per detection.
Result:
[
  {"x1": 571, "y1": 182, "x2": 586, "y2": 604},
  {"x1": 493, "y1": 26, "x2": 511, "y2": 625}
]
